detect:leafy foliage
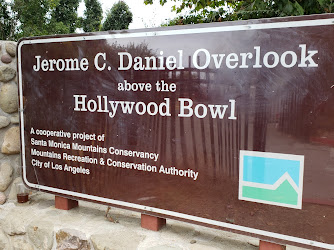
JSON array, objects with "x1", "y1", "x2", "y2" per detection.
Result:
[
  {"x1": 102, "y1": 1, "x2": 133, "y2": 31},
  {"x1": 0, "y1": 0, "x2": 16, "y2": 40},
  {"x1": 2, "y1": 0, "x2": 105, "y2": 40},
  {"x1": 12, "y1": 0, "x2": 51, "y2": 37},
  {"x1": 147, "y1": 0, "x2": 334, "y2": 25},
  {"x1": 11, "y1": 0, "x2": 76, "y2": 38},
  {"x1": 1, "y1": 0, "x2": 134, "y2": 40},
  {"x1": 230, "y1": 0, "x2": 334, "y2": 20},
  {"x1": 53, "y1": 0, "x2": 80, "y2": 33},
  {"x1": 82, "y1": 0, "x2": 103, "y2": 32}
]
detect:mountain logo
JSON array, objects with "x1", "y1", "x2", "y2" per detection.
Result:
[{"x1": 239, "y1": 150, "x2": 304, "y2": 209}]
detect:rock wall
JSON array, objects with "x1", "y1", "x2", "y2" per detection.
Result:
[
  {"x1": 0, "y1": 192, "x2": 258, "y2": 250},
  {"x1": 0, "y1": 40, "x2": 21, "y2": 206}
]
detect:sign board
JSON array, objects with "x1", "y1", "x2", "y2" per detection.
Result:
[{"x1": 18, "y1": 14, "x2": 334, "y2": 249}]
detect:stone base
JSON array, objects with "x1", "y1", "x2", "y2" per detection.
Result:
[
  {"x1": 259, "y1": 240, "x2": 286, "y2": 250},
  {"x1": 0, "y1": 192, "x2": 263, "y2": 249},
  {"x1": 141, "y1": 214, "x2": 166, "y2": 231},
  {"x1": 55, "y1": 196, "x2": 78, "y2": 210}
]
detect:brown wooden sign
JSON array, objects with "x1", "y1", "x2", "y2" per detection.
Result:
[{"x1": 18, "y1": 14, "x2": 334, "y2": 249}]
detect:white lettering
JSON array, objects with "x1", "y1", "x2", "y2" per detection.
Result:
[{"x1": 94, "y1": 52, "x2": 106, "y2": 71}]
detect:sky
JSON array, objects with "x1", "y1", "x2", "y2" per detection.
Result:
[{"x1": 78, "y1": 0, "x2": 181, "y2": 30}]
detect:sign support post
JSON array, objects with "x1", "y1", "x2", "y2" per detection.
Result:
[
  {"x1": 55, "y1": 196, "x2": 79, "y2": 210},
  {"x1": 259, "y1": 241, "x2": 286, "y2": 250},
  {"x1": 141, "y1": 214, "x2": 166, "y2": 231}
]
